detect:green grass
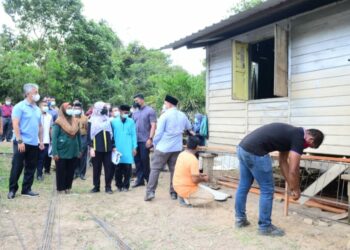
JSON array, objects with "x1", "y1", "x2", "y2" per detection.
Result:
[
  {"x1": 0, "y1": 142, "x2": 13, "y2": 154},
  {"x1": 0, "y1": 142, "x2": 52, "y2": 197}
]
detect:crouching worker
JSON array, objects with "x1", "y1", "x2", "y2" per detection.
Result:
[{"x1": 173, "y1": 136, "x2": 214, "y2": 207}]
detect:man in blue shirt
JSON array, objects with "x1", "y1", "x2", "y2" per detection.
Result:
[
  {"x1": 8, "y1": 83, "x2": 44, "y2": 199},
  {"x1": 145, "y1": 95, "x2": 194, "y2": 201},
  {"x1": 111, "y1": 105, "x2": 137, "y2": 191}
]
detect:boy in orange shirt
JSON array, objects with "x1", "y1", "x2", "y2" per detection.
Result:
[{"x1": 173, "y1": 136, "x2": 214, "y2": 207}]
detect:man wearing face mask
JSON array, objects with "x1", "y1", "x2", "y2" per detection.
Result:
[
  {"x1": 132, "y1": 94, "x2": 157, "y2": 188},
  {"x1": 235, "y1": 123, "x2": 324, "y2": 236},
  {"x1": 111, "y1": 105, "x2": 137, "y2": 191},
  {"x1": 145, "y1": 95, "x2": 194, "y2": 201},
  {"x1": 1, "y1": 97, "x2": 14, "y2": 142},
  {"x1": 73, "y1": 101, "x2": 89, "y2": 180},
  {"x1": 8, "y1": 83, "x2": 44, "y2": 199},
  {"x1": 48, "y1": 96, "x2": 58, "y2": 122},
  {"x1": 36, "y1": 101, "x2": 53, "y2": 181}
]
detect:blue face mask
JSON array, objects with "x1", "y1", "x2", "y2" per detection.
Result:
[
  {"x1": 66, "y1": 109, "x2": 74, "y2": 116},
  {"x1": 122, "y1": 114, "x2": 129, "y2": 119}
]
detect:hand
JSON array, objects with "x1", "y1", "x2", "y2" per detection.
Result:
[
  {"x1": 53, "y1": 155, "x2": 59, "y2": 161},
  {"x1": 290, "y1": 189, "x2": 301, "y2": 200},
  {"x1": 39, "y1": 142, "x2": 45, "y2": 150},
  {"x1": 18, "y1": 143, "x2": 25, "y2": 153},
  {"x1": 133, "y1": 149, "x2": 137, "y2": 156},
  {"x1": 145, "y1": 139, "x2": 152, "y2": 148},
  {"x1": 201, "y1": 174, "x2": 209, "y2": 182},
  {"x1": 90, "y1": 148, "x2": 95, "y2": 158},
  {"x1": 112, "y1": 148, "x2": 117, "y2": 152}
]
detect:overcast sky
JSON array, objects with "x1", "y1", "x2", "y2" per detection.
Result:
[{"x1": 0, "y1": 0, "x2": 238, "y2": 74}]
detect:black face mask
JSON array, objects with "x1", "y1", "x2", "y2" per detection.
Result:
[
  {"x1": 100, "y1": 107, "x2": 108, "y2": 115},
  {"x1": 134, "y1": 102, "x2": 141, "y2": 109}
]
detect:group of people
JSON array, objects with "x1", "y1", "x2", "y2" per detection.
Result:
[
  {"x1": 6, "y1": 83, "x2": 214, "y2": 208},
  {"x1": 5, "y1": 82, "x2": 326, "y2": 237}
]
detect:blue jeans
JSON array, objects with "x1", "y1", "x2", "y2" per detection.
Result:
[{"x1": 235, "y1": 146, "x2": 274, "y2": 230}]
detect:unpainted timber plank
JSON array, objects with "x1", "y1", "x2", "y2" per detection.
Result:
[{"x1": 299, "y1": 164, "x2": 349, "y2": 204}]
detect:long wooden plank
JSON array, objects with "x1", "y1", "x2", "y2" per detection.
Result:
[
  {"x1": 291, "y1": 65, "x2": 350, "y2": 82},
  {"x1": 299, "y1": 164, "x2": 349, "y2": 204},
  {"x1": 291, "y1": 74, "x2": 350, "y2": 91},
  {"x1": 291, "y1": 106, "x2": 350, "y2": 117}
]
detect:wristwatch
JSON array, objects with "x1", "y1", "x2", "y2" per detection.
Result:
[{"x1": 17, "y1": 139, "x2": 23, "y2": 144}]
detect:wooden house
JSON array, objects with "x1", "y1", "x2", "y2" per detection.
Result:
[{"x1": 163, "y1": 0, "x2": 350, "y2": 157}]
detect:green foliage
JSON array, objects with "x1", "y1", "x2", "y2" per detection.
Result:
[
  {"x1": 229, "y1": 0, "x2": 266, "y2": 14},
  {"x1": 0, "y1": 0, "x2": 205, "y2": 116}
]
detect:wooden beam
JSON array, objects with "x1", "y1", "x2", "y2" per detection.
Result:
[{"x1": 299, "y1": 164, "x2": 349, "y2": 204}]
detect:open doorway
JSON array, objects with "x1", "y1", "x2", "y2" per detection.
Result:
[{"x1": 249, "y1": 38, "x2": 275, "y2": 99}]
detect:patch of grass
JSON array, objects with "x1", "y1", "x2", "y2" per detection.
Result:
[
  {"x1": 0, "y1": 157, "x2": 15, "y2": 194},
  {"x1": 0, "y1": 142, "x2": 13, "y2": 154}
]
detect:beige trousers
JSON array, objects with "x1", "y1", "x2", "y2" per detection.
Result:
[{"x1": 185, "y1": 186, "x2": 214, "y2": 206}]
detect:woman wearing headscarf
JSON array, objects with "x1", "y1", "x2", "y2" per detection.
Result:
[
  {"x1": 88, "y1": 101, "x2": 114, "y2": 194},
  {"x1": 51, "y1": 103, "x2": 82, "y2": 193}
]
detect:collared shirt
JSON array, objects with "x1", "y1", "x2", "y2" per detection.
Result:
[
  {"x1": 132, "y1": 105, "x2": 157, "y2": 142},
  {"x1": 40, "y1": 112, "x2": 53, "y2": 144},
  {"x1": 153, "y1": 108, "x2": 192, "y2": 153},
  {"x1": 1, "y1": 104, "x2": 13, "y2": 117},
  {"x1": 12, "y1": 99, "x2": 41, "y2": 146}
]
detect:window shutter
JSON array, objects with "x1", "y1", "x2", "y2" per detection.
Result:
[
  {"x1": 232, "y1": 41, "x2": 249, "y2": 100},
  {"x1": 274, "y1": 24, "x2": 288, "y2": 97}
]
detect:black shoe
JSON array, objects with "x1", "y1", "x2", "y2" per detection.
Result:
[
  {"x1": 170, "y1": 192, "x2": 178, "y2": 200},
  {"x1": 74, "y1": 174, "x2": 79, "y2": 180},
  {"x1": 37, "y1": 175, "x2": 44, "y2": 181},
  {"x1": 144, "y1": 192, "x2": 155, "y2": 201},
  {"x1": 258, "y1": 225, "x2": 285, "y2": 236},
  {"x1": 117, "y1": 188, "x2": 123, "y2": 192},
  {"x1": 80, "y1": 175, "x2": 86, "y2": 180},
  {"x1": 132, "y1": 182, "x2": 145, "y2": 188},
  {"x1": 123, "y1": 188, "x2": 129, "y2": 192},
  {"x1": 179, "y1": 197, "x2": 192, "y2": 207},
  {"x1": 44, "y1": 171, "x2": 51, "y2": 175},
  {"x1": 235, "y1": 218, "x2": 251, "y2": 228},
  {"x1": 7, "y1": 191, "x2": 15, "y2": 199},
  {"x1": 21, "y1": 190, "x2": 39, "y2": 197},
  {"x1": 90, "y1": 187, "x2": 100, "y2": 193},
  {"x1": 105, "y1": 188, "x2": 113, "y2": 194}
]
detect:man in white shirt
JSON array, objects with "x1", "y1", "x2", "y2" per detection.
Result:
[{"x1": 36, "y1": 101, "x2": 53, "y2": 181}]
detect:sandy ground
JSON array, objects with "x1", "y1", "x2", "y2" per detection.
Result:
[{"x1": 0, "y1": 148, "x2": 350, "y2": 249}]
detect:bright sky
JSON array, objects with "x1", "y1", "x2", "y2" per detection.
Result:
[{"x1": 0, "y1": 0, "x2": 237, "y2": 74}]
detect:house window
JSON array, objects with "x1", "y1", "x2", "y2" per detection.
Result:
[{"x1": 232, "y1": 24, "x2": 288, "y2": 100}]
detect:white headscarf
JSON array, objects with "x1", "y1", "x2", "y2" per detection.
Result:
[{"x1": 89, "y1": 101, "x2": 113, "y2": 140}]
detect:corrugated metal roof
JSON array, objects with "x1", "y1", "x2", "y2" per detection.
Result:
[{"x1": 161, "y1": 0, "x2": 341, "y2": 50}]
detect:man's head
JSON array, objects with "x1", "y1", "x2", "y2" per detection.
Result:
[
  {"x1": 119, "y1": 105, "x2": 130, "y2": 120},
  {"x1": 305, "y1": 129, "x2": 324, "y2": 149},
  {"x1": 73, "y1": 102, "x2": 83, "y2": 116},
  {"x1": 23, "y1": 83, "x2": 40, "y2": 103},
  {"x1": 111, "y1": 107, "x2": 120, "y2": 117},
  {"x1": 164, "y1": 95, "x2": 178, "y2": 110},
  {"x1": 5, "y1": 97, "x2": 11, "y2": 105},
  {"x1": 133, "y1": 94, "x2": 145, "y2": 108},
  {"x1": 39, "y1": 101, "x2": 49, "y2": 113},
  {"x1": 187, "y1": 136, "x2": 200, "y2": 151}
]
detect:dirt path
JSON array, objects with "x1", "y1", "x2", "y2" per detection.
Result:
[{"x1": 0, "y1": 156, "x2": 349, "y2": 249}]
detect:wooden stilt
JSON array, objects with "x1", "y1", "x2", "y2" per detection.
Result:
[{"x1": 284, "y1": 182, "x2": 289, "y2": 216}]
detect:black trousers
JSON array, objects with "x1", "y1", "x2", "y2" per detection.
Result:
[
  {"x1": 74, "y1": 135, "x2": 88, "y2": 177},
  {"x1": 134, "y1": 142, "x2": 150, "y2": 185},
  {"x1": 55, "y1": 158, "x2": 78, "y2": 191},
  {"x1": 37, "y1": 143, "x2": 52, "y2": 177},
  {"x1": 115, "y1": 163, "x2": 132, "y2": 189},
  {"x1": 1, "y1": 117, "x2": 13, "y2": 141},
  {"x1": 92, "y1": 151, "x2": 113, "y2": 190},
  {"x1": 9, "y1": 143, "x2": 39, "y2": 193}
]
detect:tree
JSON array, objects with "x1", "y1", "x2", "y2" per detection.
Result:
[{"x1": 229, "y1": 0, "x2": 266, "y2": 14}]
